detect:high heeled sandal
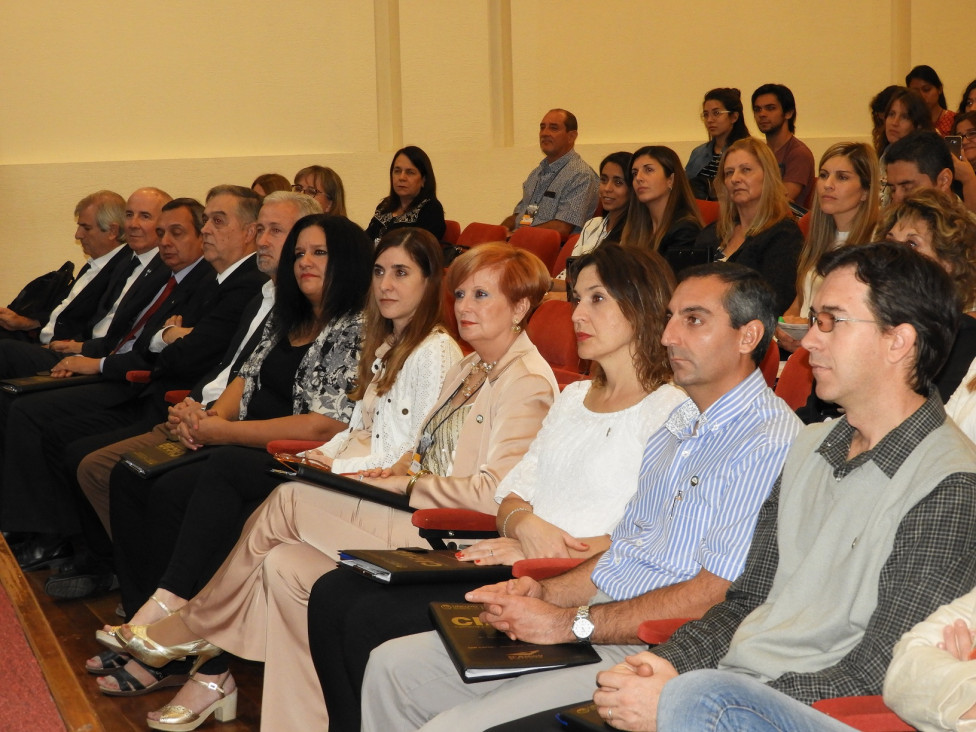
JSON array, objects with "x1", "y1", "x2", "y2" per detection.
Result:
[
  {"x1": 96, "y1": 594, "x2": 178, "y2": 652},
  {"x1": 147, "y1": 674, "x2": 238, "y2": 731},
  {"x1": 119, "y1": 624, "x2": 222, "y2": 674},
  {"x1": 86, "y1": 649, "x2": 130, "y2": 676}
]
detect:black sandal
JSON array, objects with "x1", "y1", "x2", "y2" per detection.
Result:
[
  {"x1": 86, "y1": 649, "x2": 130, "y2": 676},
  {"x1": 97, "y1": 660, "x2": 189, "y2": 697}
]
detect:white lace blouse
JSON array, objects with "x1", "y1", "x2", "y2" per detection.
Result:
[
  {"x1": 493, "y1": 380, "x2": 687, "y2": 537},
  {"x1": 317, "y1": 329, "x2": 462, "y2": 473}
]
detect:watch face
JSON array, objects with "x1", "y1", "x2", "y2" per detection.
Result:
[{"x1": 573, "y1": 615, "x2": 594, "y2": 640}]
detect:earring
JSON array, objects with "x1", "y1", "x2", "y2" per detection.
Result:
[{"x1": 512, "y1": 319, "x2": 522, "y2": 334}]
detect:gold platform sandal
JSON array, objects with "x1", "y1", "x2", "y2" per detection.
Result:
[
  {"x1": 96, "y1": 594, "x2": 177, "y2": 651},
  {"x1": 147, "y1": 674, "x2": 238, "y2": 731},
  {"x1": 119, "y1": 624, "x2": 221, "y2": 674}
]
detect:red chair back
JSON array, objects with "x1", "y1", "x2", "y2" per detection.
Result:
[
  {"x1": 456, "y1": 222, "x2": 508, "y2": 249},
  {"x1": 774, "y1": 346, "x2": 814, "y2": 410},
  {"x1": 759, "y1": 340, "x2": 779, "y2": 388},
  {"x1": 443, "y1": 220, "x2": 461, "y2": 246},
  {"x1": 797, "y1": 211, "x2": 811, "y2": 239},
  {"x1": 695, "y1": 199, "x2": 720, "y2": 225},
  {"x1": 551, "y1": 234, "x2": 579, "y2": 278},
  {"x1": 510, "y1": 227, "x2": 562, "y2": 272},
  {"x1": 525, "y1": 300, "x2": 584, "y2": 386}
]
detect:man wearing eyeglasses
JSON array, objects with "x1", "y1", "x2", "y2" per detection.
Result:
[
  {"x1": 500, "y1": 109, "x2": 599, "y2": 238},
  {"x1": 884, "y1": 130, "x2": 976, "y2": 214},
  {"x1": 584, "y1": 242, "x2": 976, "y2": 731}
]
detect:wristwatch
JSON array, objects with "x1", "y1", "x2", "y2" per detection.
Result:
[{"x1": 572, "y1": 605, "x2": 594, "y2": 643}]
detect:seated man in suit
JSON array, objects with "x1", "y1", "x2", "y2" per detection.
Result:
[
  {"x1": 0, "y1": 187, "x2": 266, "y2": 574},
  {"x1": 0, "y1": 187, "x2": 172, "y2": 378},
  {"x1": 0, "y1": 190, "x2": 130, "y2": 344},
  {"x1": 60, "y1": 191, "x2": 321, "y2": 602}
]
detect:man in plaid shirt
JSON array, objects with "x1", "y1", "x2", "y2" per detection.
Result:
[{"x1": 592, "y1": 242, "x2": 976, "y2": 731}]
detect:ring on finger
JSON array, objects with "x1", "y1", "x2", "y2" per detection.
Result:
[
  {"x1": 489, "y1": 548, "x2": 494, "y2": 557},
  {"x1": 607, "y1": 708, "x2": 612, "y2": 721}
]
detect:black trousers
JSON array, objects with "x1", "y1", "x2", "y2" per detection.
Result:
[
  {"x1": 0, "y1": 339, "x2": 61, "y2": 378},
  {"x1": 109, "y1": 445, "x2": 281, "y2": 617},
  {"x1": 308, "y1": 568, "x2": 482, "y2": 732}
]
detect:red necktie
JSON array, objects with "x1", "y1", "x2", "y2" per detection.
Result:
[{"x1": 111, "y1": 275, "x2": 177, "y2": 354}]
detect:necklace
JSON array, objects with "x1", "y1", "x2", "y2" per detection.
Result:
[{"x1": 460, "y1": 360, "x2": 496, "y2": 400}]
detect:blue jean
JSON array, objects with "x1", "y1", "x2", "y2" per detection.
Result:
[{"x1": 657, "y1": 670, "x2": 858, "y2": 732}]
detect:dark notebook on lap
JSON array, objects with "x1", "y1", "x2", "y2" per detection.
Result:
[
  {"x1": 338, "y1": 548, "x2": 512, "y2": 585},
  {"x1": 267, "y1": 457, "x2": 412, "y2": 512},
  {"x1": 0, "y1": 373, "x2": 103, "y2": 394}
]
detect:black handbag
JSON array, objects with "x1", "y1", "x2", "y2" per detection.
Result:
[{"x1": 6, "y1": 261, "x2": 75, "y2": 323}]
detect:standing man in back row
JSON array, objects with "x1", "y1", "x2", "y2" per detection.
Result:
[
  {"x1": 752, "y1": 84, "x2": 816, "y2": 209},
  {"x1": 502, "y1": 108, "x2": 599, "y2": 237}
]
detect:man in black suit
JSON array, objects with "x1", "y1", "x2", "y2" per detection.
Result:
[
  {"x1": 0, "y1": 190, "x2": 129, "y2": 342},
  {"x1": 0, "y1": 188, "x2": 266, "y2": 572},
  {"x1": 0, "y1": 187, "x2": 173, "y2": 378}
]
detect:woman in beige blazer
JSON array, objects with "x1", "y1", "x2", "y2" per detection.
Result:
[{"x1": 116, "y1": 243, "x2": 558, "y2": 732}]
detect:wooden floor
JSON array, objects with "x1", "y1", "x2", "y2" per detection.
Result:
[{"x1": 3, "y1": 543, "x2": 265, "y2": 731}]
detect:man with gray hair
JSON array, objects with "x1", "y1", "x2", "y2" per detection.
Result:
[{"x1": 0, "y1": 190, "x2": 130, "y2": 343}]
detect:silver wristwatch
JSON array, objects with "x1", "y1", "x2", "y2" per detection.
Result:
[{"x1": 572, "y1": 605, "x2": 594, "y2": 643}]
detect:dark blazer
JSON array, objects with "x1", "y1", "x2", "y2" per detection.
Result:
[
  {"x1": 49, "y1": 246, "x2": 132, "y2": 342},
  {"x1": 188, "y1": 291, "x2": 271, "y2": 404},
  {"x1": 81, "y1": 253, "x2": 171, "y2": 358}
]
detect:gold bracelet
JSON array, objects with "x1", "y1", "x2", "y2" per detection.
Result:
[{"x1": 406, "y1": 469, "x2": 431, "y2": 494}]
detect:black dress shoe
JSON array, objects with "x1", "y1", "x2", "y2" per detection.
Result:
[
  {"x1": 44, "y1": 563, "x2": 119, "y2": 600},
  {"x1": 14, "y1": 536, "x2": 72, "y2": 572}
]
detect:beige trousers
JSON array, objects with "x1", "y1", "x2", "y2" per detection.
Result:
[
  {"x1": 76, "y1": 423, "x2": 171, "y2": 536},
  {"x1": 181, "y1": 480, "x2": 419, "y2": 732}
]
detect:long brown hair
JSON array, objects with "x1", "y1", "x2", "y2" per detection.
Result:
[
  {"x1": 797, "y1": 142, "x2": 879, "y2": 294},
  {"x1": 620, "y1": 146, "x2": 702, "y2": 252},
  {"x1": 349, "y1": 228, "x2": 447, "y2": 399}
]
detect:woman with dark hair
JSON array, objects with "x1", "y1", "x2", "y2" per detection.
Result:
[
  {"x1": 694, "y1": 137, "x2": 803, "y2": 313},
  {"x1": 91, "y1": 214, "x2": 371, "y2": 702},
  {"x1": 292, "y1": 165, "x2": 346, "y2": 215},
  {"x1": 115, "y1": 243, "x2": 558, "y2": 731},
  {"x1": 250, "y1": 173, "x2": 291, "y2": 198},
  {"x1": 622, "y1": 145, "x2": 704, "y2": 271},
  {"x1": 958, "y1": 79, "x2": 976, "y2": 115},
  {"x1": 906, "y1": 64, "x2": 955, "y2": 136},
  {"x1": 953, "y1": 112, "x2": 976, "y2": 171},
  {"x1": 685, "y1": 88, "x2": 751, "y2": 201},
  {"x1": 870, "y1": 85, "x2": 902, "y2": 154},
  {"x1": 365, "y1": 145, "x2": 446, "y2": 244},
  {"x1": 550, "y1": 151, "x2": 632, "y2": 292},
  {"x1": 879, "y1": 88, "x2": 934, "y2": 207}
]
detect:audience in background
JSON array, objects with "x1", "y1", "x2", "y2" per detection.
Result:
[
  {"x1": 250, "y1": 173, "x2": 291, "y2": 198},
  {"x1": 906, "y1": 64, "x2": 955, "y2": 136},
  {"x1": 291, "y1": 165, "x2": 345, "y2": 216},
  {"x1": 364, "y1": 146, "x2": 446, "y2": 245},
  {"x1": 751, "y1": 83, "x2": 816, "y2": 208},
  {"x1": 686, "y1": 87, "x2": 751, "y2": 201}
]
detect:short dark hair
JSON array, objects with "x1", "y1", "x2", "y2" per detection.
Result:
[
  {"x1": 273, "y1": 214, "x2": 372, "y2": 333},
  {"x1": 818, "y1": 241, "x2": 958, "y2": 394},
  {"x1": 678, "y1": 262, "x2": 778, "y2": 366},
  {"x1": 751, "y1": 83, "x2": 797, "y2": 133},
  {"x1": 205, "y1": 184, "x2": 262, "y2": 224},
  {"x1": 161, "y1": 198, "x2": 205, "y2": 234},
  {"x1": 884, "y1": 130, "x2": 954, "y2": 186},
  {"x1": 548, "y1": 108, "x2": 578, "y2": 132}
]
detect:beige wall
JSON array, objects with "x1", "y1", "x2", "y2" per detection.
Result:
[{"x1": 1, "y1": 0, "x2": 971, "y2": 304}]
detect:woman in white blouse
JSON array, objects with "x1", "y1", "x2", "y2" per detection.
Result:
[{"x1": 458, "y1": 242, "x2": 686, "y2": 565}]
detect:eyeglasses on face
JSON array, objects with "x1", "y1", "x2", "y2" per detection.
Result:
[
  {"x1": 292, "y1": 184, "x2": 322, "y2": 197},
  {"x1": 701, "y1": 109, "x2": 732, "y2": 120},
  {"x1": 808, "y1": 308, "x2": 878, "y2": 333},
  {"x1": 958, "y1": 129, "x2": 976, "y2": 141}
]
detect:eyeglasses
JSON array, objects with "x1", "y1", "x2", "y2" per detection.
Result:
[
  {"x1": 959, "y1": 129, "x2": 976, "y2": 141},
  {"x1": 292, "y1": 184, "x2": 322, "y2": 197},
  {"x1": 701, "y1": 110, "x2": 733, "y2": 120},
  {"x1": 808, "y1": 308, "x2": 878, "y2": 333}
]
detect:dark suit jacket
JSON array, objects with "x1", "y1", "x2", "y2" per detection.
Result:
[
  {"x1": 81, "y1": 253, "x2": 171, "y2": 358},
  {"x1": 49, "y1": 246, "x2": 132, "y2": 342},
  {"x1": 188, "y1": 291, "x2": 271, "y2": 403}
]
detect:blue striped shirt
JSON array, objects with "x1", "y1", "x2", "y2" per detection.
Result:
[{"x1": 591, "y1": 369, "x2": 801, "y2": 601}]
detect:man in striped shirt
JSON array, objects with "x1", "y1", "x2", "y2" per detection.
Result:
[{"x1": 361, "y1": 263, "x2": 802, "y2": 732}]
